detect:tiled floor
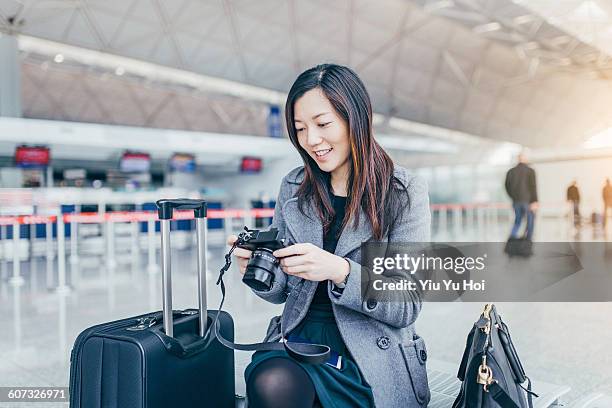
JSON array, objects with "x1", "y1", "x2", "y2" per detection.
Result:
[{"x1": 0, "y1": 218, "x2": 611, "y2": 407}]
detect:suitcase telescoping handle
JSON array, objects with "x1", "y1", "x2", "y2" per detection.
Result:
[
  {"x1": 156, "y1": 199, "x2": 208, "y2": 338},
  {"x1": 156, "y1": 198, "x2": 331, "y2": 364}
]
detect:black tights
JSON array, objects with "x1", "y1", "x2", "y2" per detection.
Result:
[{"x1": 246, "y1": 357, "x2": 321, "y2": 408}]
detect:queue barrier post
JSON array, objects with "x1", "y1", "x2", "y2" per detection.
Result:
[
  {"x1": 453, "y1": 206, "x2": 462, "y2": 234},
  {"x1": 45, "y1": 220, "x2": 54, "y2": 288},
  {"x1": 29, "y1": 223, "x2": 35, "y2": 260},
  {"x1": 70, "y1": 208, "x2": 80, "y2": 266},
  {"x1": 0, "y1": 225, "x2": 6, "y2": 280},
  {"x1": 9, "y1": 222, "x2": 24, "y2": 287},
  {"x1": 493, "y1": 205, "x2": 500, "y2": 228},
  {"x1": 477, "y1": 205, "x2": 484, "y2": 233},
  {"x1": 439, "y1": 206, "x2": 447, "y2": 235},
  {"x1": 56, "y1": 213, "x2": 70, "y2": 295},
  {"x1": 147, "y1": 218, "x2": 158, "y2": 274},
  {"x1": 224, "y1": 213, "x2": 233, "y2": 241},
  {"x1": 244, "y1": 207, "x2": 253, "y2": 231},
  {"x1": 131, "y1": 219, "x2": 140, "y2": 265},
  {"x1": 488, "y1": 205, "x2": 496, "y2": 239},
  {"x1": 106, "y1": 218, "x2": 117, "y2": 271}
]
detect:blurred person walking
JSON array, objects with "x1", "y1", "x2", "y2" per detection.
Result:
[
  {"x1": 505, "y1": 152, "x2": 538, "y2": 240},
  {"x1": 566, "y1": 180, "x2": 581, "y2": 227},
  {"x1": 604, "y1": 179, "x2": 612, "y2": 228}
]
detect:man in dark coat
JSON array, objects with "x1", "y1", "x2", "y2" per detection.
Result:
[
  {"x1": 505, "y1": 152, "x2": 538, "y2": 240},
  {"x1": 566, "y1": 180, "x2": 580, "y2": 226}
]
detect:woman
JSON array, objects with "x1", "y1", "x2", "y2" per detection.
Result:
[{"x1": 228, "y1": 64, "x2": 431, "y2": 408}]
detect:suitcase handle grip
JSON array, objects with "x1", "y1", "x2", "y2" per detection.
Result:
[
  {"x1": 151, "y1": 311, "x2": 231, "y2": 358},
  {"x1": 156, "y1": 198, "x2": 207, "y2": 220}
]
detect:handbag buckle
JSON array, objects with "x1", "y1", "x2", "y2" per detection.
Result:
[
  {"x1": 481, "y1": 304, "x2": 494, "y2": 334},
  {"x1": 477, "y1": 356, "x2": 494, "y2": 391},
  {"x1": 483, "y1": 379, "x2": 496, "y2": 392},
  {"x1": 482, "y1": 303, "x2": 493, "y2": 319}
]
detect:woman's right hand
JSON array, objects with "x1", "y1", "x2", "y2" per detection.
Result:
[{"x1": 227, "y1": 235, "x2": 252, "y2": 275}]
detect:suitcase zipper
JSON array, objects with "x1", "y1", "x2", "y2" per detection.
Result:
[
  {"x1": 69, "y1": 314, "x2": 160, "y2": 406},
  {"x1": 71, "y1": 314, "x2": 159, "y2": 360}
]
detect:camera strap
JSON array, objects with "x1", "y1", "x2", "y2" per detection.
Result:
[{"x1": 200, "y1": 242, "x2": 331, "y2": 365}]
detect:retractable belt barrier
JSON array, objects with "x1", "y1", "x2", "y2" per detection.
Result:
[{"x1": 0, "y1": 208, "x2": 276, "y2": 226}]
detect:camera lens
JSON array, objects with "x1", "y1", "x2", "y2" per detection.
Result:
[{"x1": 242, "y1": 248, "x2": 277, "y2": 291}]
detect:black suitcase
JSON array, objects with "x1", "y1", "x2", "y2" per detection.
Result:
[
  {"x1": 69, "y1": 199, "x2": 235, "y2": 408},
  {"x1": 504, "y1": 237, "x2": 533, "y2": 257}
]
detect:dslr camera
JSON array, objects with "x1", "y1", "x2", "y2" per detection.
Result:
[{"x1": 235, "y1": 227, "x2": 286, "y2": 291}]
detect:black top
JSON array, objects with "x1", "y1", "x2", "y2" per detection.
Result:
[
  {"x1": 566, "y1": 185, "x2": 580, "y2": 203},
  {"x1": 504, "y1": 163, "x2": 538, "y2": 204},
  {"x1": 311, "y1": 193, "x2": 347, "y2": 305}
]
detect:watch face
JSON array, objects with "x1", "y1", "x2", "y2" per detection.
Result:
[{"x1": 334, "y1": 280, "x2": 347, "y2": 289}]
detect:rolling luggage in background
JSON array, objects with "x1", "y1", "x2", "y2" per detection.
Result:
[
  {"x1": 504, "y1": 237, "x2": 533, "y2": 257},
  {"x1": 69, "y1": 199, "x2": 235, "y2": 408}
]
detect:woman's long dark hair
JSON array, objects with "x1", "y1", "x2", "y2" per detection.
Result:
[{"x1": 285, "y1": 64, "x2": 408, "y2": 240}]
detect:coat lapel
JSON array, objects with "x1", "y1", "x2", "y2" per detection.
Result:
[
  {"x1": 334, "y1": 206, "x2": 374, "y2": 257},
  {"x1": 281, "y1": 197, "x2": 323, "y2": 249}
]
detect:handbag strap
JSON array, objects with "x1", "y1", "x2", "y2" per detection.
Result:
[
  {"x1": 456, "y1": 327, "x2": 475, "y2": 381},
  {"x1": 520, "y1": 376, "x2": 538, "y2": 408},
  {"x1": 489, "y1": 381, "x2": 521, "y2": 408},
  {"x1": 488, "y1": 378, "x2": 537, "y2": 408}
]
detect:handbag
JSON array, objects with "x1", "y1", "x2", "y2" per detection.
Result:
[{"x1": 453, "y1": 304, "x2": 538, "y2": 408}]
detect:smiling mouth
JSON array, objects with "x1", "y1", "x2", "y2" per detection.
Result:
[{"x1": 314, "y1": 148, "x2": 333, "y2": 157}]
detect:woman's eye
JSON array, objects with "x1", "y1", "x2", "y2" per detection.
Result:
[
  {"x1": 295, "y1": 128, "x2": 305, "y2": 132},
  {"x1": 318, "y1": 122, "x2": 332, "y2": 127}
]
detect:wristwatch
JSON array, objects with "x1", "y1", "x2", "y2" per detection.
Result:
[{"x1": 331, "y1": 270, "x2": 350, "y2": 296}]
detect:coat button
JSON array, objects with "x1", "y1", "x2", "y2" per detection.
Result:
[
  {"x1": 376, "y1": 336, "x2": 390, "y2": 350},
  {"x1": 366, "y1": 299, "x2": 378, "y2": 310},
  {"x1": 420, "y1": 349, "x2": 428, "y2": 361}
]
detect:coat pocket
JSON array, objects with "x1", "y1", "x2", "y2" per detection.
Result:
[{"x1": 400, "y1": 336, "x2": 431, "y2": 406}]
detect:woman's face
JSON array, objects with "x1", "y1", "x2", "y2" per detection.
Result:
[{"x1": 293, "y1": 88, "x2": 350, "y2": 175}]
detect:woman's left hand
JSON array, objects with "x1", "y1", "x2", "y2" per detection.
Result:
[{"x1": 273, "y1": 243, "x2": 349, "y2": 284}]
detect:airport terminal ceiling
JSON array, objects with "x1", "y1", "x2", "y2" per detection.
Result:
[{"x1": 1, "y1": 0, "x2": 612, "y2": 149}]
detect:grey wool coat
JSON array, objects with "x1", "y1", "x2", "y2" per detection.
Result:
[{"x1": 252, "y1": 165, "x2": 432, "y2": 408}]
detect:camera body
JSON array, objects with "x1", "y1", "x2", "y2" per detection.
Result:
[{"x1": 237, "y1": 228, "x2": 286, "y2": 291}]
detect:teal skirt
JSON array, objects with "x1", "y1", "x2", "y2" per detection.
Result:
[{"x1": 244, "y1": 303, "x2": 375, "y2": 408}]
